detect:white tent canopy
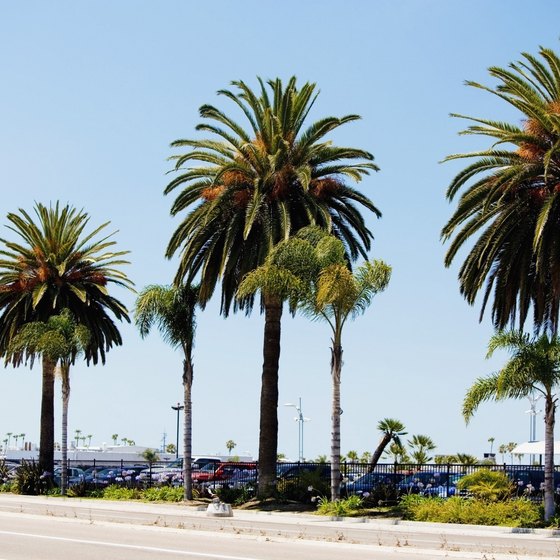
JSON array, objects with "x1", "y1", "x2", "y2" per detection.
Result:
[{"x1": 511, "y1": 441, "x2": 560, "y2": 455}]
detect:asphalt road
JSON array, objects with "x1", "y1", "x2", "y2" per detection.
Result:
[{"x1": 1, "y1": 494, "x2": 560, "y2": 559}]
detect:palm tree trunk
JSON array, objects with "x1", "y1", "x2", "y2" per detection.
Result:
[
  {"x1": 39, "y1": 355, "x2": 56, "y2": 476},
  {"x1": 257, "y1": 295, "x2": 282, "y2": 498},
  {"x1": 330, "y1": 341, "x2": 343, "y2": 501},
  {"x1": 543, "y1": 394, "x2": 556, "y2": 521},
  {"x1": 182, "y1": 357, "x2": 193, "y2": 501},
  {"x1": 61, "y1": 364, "x2": 70, "y2": 496},
  {"x1": 369, "y1": 433, "x2": 392, "y2": 472}
]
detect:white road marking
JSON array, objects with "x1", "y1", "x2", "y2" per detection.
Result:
[{"x1": 0, "y1": 530, "x2": 260, "y2": 559}]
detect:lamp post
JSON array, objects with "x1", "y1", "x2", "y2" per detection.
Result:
[
  {"x1": 284, "y1": 397, "x2": 310, "y2": 462},
  {"x1": 171, "y1": 402, "x2": 184, "y2": 458},
  {"x1": 526, "y1": 393, "x2": 542, "y2": 465}
]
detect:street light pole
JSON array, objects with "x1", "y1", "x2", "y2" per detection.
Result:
[
  {"x1": 284, "y1": 397, "x2": 309, "y2": 462},
  {"x1": 171, "y1": 402, "x2": 184, "y2": 458}
]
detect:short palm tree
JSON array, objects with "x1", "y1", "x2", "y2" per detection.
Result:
[
  {"x1": 463, "y1": 330, "x2": 560, "y2": 521},
  {"x1": 383, "y1": 440, "x2": 409, "y2": 464},
  {"x1": 442, "y1": 47, "x2": 560, "y2": 332},
  {"x1": 369, "y1": 418, "x2": 407, "y2": 471},
  {"x1": 165, "y1": 78, "x2": 380, "y2": 496},
  {"x1": 7, "y1": 310, "x2": 90, "y2": 494},
  {"x1": 408, "y1": 434, "x2": 436, "y2": 464},
  {"x1": 0, "y1": 202, "x2": 132, "y2": 473},
  {"x1": 134, "y1": 283, "x2": 199, "y2": 500}
]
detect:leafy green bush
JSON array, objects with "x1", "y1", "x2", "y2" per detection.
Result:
[
  {"x1": 456, "y1": 469, "x2": 513, "y2": 501},
  {"x1": 143, "y1": 486, "x2": 184, "y2": 502},
  {"x1": 399, "y1": 495, "x2": 541, "y2": 527},
  {"x1": 0, "y1": 460, "x2": 14, "y2": 492},
  {"x1": 316, "y1": 495, "x2": 364, "y2": 516},
  {"x1": 359, "y1": 482, "x2": 399, "y2": 506},
  {"x1": 102, "y1": 484, "x2": 141, "y2": 500},
  {"x1": 276, "y1": 470, "x2": 329, "y2": 503},
  {"x1": 216, "y1": 485, "x2": 254, "y2": 505},
  {"x1": 13, "y1": 460, "x2": 53, "y2": 495}
]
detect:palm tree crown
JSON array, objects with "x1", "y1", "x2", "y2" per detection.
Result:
[
  {"x1": 442, "y1": 47, "x2": 560, "y2": 333},
  {"x1": 165, "y1": 76, "x2": 380, "y2": 313},
  {"x1": 0, "y1": 202, "x2": 132, "y2": 363}
]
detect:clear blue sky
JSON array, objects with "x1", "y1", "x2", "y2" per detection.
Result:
[{"x1": 1, "y1": 0, "x2": 559, "y2": 461}]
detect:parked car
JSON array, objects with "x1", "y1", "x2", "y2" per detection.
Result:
[
  {"x1": 211, "y1": 468, "x2": 257, "y2": 490},
  {"x1": 397, "y1": 471, "x2": 461, "y2": 497},
  {"x1": 276, "y1": 463, "x2": 331, "y2": 481},
  {"x1": 345, "y1": 471, "x2": 404, "y2": 495},
  {"x1": 53, "y1": 467, "x2": 86, "y2": 486},
  {"x1": 194, "y1": 462, "x2": 256, "y2": 484}
]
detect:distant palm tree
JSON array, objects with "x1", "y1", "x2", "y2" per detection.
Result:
[
  {"x1": 111, "y1": 434, "x2": 119, "y2": 445},
  {"x1": 408, "y1": 434, "x2": 436, "y2": 464},
  {"x1": 360, "y1": 451, "x2": 372, "y2": 463},
  {"x1": 165, "y1": 78, "x2": 380, "y2": 496},
  {"x1": 134, "y1": 283, "x2": 199, "y2": 500},
  {"x1": 498, "y1": 443, "x2": 508, "y2": 463},
  {"x1": 454, "y1": 453, "x2": 479, "y2": 466},
  {"x1": 463, "y1": 330, "x2": 560, "y2": 521},
  {"x1": 7, "y1": 309, "x2": 90, "y2": 494},
  {"x1": 383, "y1": 440, "x2": 409, "y2": 464},
  {"x1": 345, "y1": 450, "x2": 359, "y2": 463},
  {"x1": 442, "y1": 47, "x2": 560, "y2": 332},
  {"x1": 225, "y1": 440, "x2": 236, "y2": 455},
  {"x1": 369, "y1": 418, "x2": 407, "y2": 471},
  {"x1": 0, "y1": 202, "x2": 132, "y2": 474}
]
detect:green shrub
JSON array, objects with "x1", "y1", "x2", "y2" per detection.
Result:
[
  {"x1": 399, "y1": 495, "x2": 541, "y2": 527},
  {"x1": 316, "y1": 495, "x2": 364, "y2": 516},
  {"x1": 216, "y1": 485, "x2": 254, "y2": 505},
  {"x1": 359, "y1": 482, "x2": 399, "y2": 506},
  {"x1": 102, "y1": 484, "x2": 141, "y2": 500},
  {"x1": 143, "y1": 486, "x2": 184, "y2": 502},
  {"x1": 456, "y1": 469, "x2": 513, "y2": 501},
  {"x1": 12, "y1": 460, "x2": 53, "y2": 495},
  {"x1": 276, "y1": 470, "x2": 329, "y2": 503}
]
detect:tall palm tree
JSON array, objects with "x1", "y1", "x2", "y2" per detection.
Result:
[
  {"x1": 166, "y1": 78, "x2": 380, "y2": 496},
  {"x1": 463, "y1": 330, "x2": 560, "y2": 521},
  {"x1": 442, "y1": 47, "x2": 560, "y2": 333},
  {"x1": 306, "y1": 255, "x2": 390, "y2": 501},
  {"x1": 0, "y1": 202, "x2": 132, "y2": 474},
  {"x1": 7, "y1": 310, "x2": 90, "y2": 494},
  {"x1": 369, "y1": 418, "x2": 407, "y2": 471},
  {"x1": 134, "y1": 283, "x2": 199, "y2": 500}
]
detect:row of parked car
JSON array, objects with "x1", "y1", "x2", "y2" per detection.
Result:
[{"x1": 6, "y1": 458, "x2": 560, "y2": 499}]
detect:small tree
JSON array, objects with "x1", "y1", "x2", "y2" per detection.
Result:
[
  {"x1": 141, "y1": 448, "x2": 160, "y2": 465},
  {"x1": 225, "y1": 440, "x2": 236, "y2": 455}
]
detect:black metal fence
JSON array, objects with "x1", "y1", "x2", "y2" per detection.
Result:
[{"x1": 7, "y1": 458, "x2": 557, "y2": 502}]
